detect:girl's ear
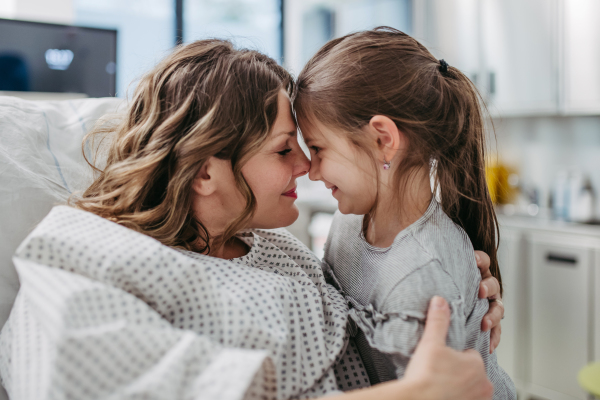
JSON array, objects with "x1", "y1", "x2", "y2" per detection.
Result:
[
  {"x1": 367, "y1": 115, "x2": 407, "y2": 162},
  {"x1": 192, "y1": 158, "x2": 218, "y2": 197}
]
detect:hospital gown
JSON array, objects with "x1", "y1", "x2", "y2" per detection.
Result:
[{"x1": 0, "y1": 206, "x2": 369, "y2": 400}]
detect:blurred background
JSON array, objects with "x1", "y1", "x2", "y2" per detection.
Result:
[{"x1": 1, "y1": 1, "x2": 600, "y2": 399}]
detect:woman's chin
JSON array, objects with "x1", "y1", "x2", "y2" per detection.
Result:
[
  {"x1": 251, "y1": 205, "x2": 300, "y2": 229},
  {"x1": 282, "y1": 205, "x2": 301, "y2": 227}
]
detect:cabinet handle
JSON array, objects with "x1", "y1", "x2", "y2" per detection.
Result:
[
  {"x1": 546, "y1": 253, "x2": 577, "y2": 265},
  {"x1": 489, "y1": 72, "x2": 496, "y2": 95}
]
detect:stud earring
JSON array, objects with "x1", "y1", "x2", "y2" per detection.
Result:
[{"x1": 383, "y1": 157, "x2": 391, "y2": 170}]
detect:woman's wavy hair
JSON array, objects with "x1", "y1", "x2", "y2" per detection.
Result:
[
  {"x1": 73, "y1": 39, "x2": 293, "y2": 253},
  {"x1": 294, "y1": 27, "x2": 502, "y2": 294}
]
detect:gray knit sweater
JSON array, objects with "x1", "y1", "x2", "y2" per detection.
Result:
[{"x1": 323, "y1": 199, "x2": 516, "y2": 399}]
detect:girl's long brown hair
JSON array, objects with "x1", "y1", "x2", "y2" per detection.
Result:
[
  {"x1": 294, "y1": 27, "x2": 501, "y2": 294},
  {"x1": 73, "y1": 39, "x2": 294, "y2": 254}
]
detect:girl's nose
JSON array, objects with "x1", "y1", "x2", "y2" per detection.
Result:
[
  {"x1": 308, "y1": 156, "x2": 322, "y2": 181},
  {"x1": 293, "y1": 148, "x2": 310, "y2": 178}
]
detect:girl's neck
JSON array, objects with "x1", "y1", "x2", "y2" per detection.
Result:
[{"x1": 365, "y1": 166, "x2": 432, "y2": 248}]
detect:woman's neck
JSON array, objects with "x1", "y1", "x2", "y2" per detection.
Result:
[
  {"x1": 205, "y1": 236, "x2": 250, "y2": 259},
  {"x1": 192, "y1": 201, "x2": 250, "y2": 259},
  {"x1": 365, "y1": 166, "x2": 432, "y2": 248}
]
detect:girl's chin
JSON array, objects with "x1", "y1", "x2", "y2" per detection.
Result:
[
  {"x1": 337, "y1": 203, "x2": 353, "y2": 215},
  {"x1": 337, "y1": 198, "x2": 370, "y2": 216}
]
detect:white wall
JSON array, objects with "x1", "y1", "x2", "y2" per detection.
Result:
[{"x1": 0, "y1": 0, "x2": 73, "y2": 24}]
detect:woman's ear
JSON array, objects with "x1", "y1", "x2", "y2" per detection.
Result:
[
  {"x1": 367, "y1": 115, "x2": 407, "y2": 162},
  {"x1": 192, "y1": 158, "x2": 218, "y2": 197}
]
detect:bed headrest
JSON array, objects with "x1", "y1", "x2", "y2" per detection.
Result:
[{"x1": 0, "y1": 96, "x2": 123, "y2": 331}]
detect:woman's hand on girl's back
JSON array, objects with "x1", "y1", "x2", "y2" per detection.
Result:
[
  {"x1": 403, "y1": 296, "x2": 494, "y2": 400},
  {"x1": 475, "y1": 250, "x2": 505, "y2": 353},
  {"x1": 327, "y1": 296, "x2": 493, "y2": 400}
]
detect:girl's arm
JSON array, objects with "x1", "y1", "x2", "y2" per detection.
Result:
[
  {"x1": 325, "y1": 297, "x2": 493, "y2": 400},
  {"x1": 475, "y1": 250, "x2": 505, "y2": 352}
]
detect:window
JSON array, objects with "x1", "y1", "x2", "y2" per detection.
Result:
[
  {"x1": 184, "y1": 0, "x2": 282, "y2": 63},
  {"x1": 74, "y1": 0, "x2": 175, "y2": 97}
]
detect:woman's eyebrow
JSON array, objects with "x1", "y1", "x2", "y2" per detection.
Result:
[{"x1": 275, "y1": 130, "x2": 297, "y2": 138}]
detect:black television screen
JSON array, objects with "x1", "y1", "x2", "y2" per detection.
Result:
[{"x1": 0, "y1": 18, "x2": 117, "y2": 97}]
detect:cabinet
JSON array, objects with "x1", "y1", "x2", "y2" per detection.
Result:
[
  {"x1": 561, "y1": 0, "x2": 600, "y2": 114},
  {"x1": 495, "y1": 226, "x2": 527, "y2": 388},
  {"x1": 596, "y1": 249, "x2": 600, "y2": 362},
  {"x1": 528, "y1": 233, "x2": 592, "y2": 400},
  {"x1": 496, "y1": 216, "x2": 600, "y2": 400},
  {"x1": 412, "y1": 0, "x2": 481, "y2": 85},
  {"x1": 480, "y1": 0, "x2": 558, "y2": 115},
  {"x1": 413, "y1": 0, "x2": 600, "y2": 116}
]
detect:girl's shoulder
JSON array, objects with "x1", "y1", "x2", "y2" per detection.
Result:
[
  {"x1": 409, "y1": 204, "x2": 481, "y2": 301},
  {"x1": 411, "y1": 202, "x2": 475, "y2": 257}
]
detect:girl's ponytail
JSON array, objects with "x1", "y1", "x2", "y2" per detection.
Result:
[{"x1": 433, "y1": 66, "x2": 501, "y2": 295}]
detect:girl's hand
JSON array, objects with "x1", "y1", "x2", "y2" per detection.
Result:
[{"x1": 475, "y1": 250, "x2": 504, "y2": 353}]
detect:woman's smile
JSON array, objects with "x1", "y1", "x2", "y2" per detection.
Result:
[{"x1": 282, "y1": 186, "x2": 298, "y2": 199}]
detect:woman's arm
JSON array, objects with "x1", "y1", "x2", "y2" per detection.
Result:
[
  {"x1": 326, "y1": 297, "x2": 493, "y2": 400},
  {"x1": 475, "y1": 250, "x2": 505, "y2": 352}
]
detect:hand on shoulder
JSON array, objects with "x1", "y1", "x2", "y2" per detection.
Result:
[{"x1": 475, "y1": 250, "x2": 505, "y2": 352}]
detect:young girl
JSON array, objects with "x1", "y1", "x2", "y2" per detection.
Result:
[{"x1": 294, "y1": 27, "x2": 516, "y2": 399}]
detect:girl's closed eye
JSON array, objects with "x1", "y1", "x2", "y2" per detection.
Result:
[{"x1": 310, "y1": 146, "x2": 321, "y2": 154}]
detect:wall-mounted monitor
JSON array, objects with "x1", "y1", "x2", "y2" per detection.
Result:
[{"x1": 0, "y1": 18, "x2": 117, "y2": 97}]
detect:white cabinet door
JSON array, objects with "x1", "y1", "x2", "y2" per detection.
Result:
[
  {"x1": 412, "y1": 0, "x2": 482, "y2": 87},
  {"x1": 495, "y1": 226, "x2": 526, "y2": 387},
  {"x1": 562, "y1": 0, "x2": 600, "y2": 114},
  {"x1": 596, "y1": 249, "x2": 600, "y2": 363},
  {"x1": 481, "y1": 0, "x2": 558, "y2": 115},
  {"x1": 529, "y1": 234, "x2": 592, "y2": 400}
]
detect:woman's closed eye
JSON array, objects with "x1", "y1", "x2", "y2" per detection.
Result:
[{"x1": 277, "y1": 148, "x2": 292, "y2": 156}]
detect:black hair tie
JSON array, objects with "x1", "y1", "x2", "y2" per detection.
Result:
[{"x1": 439, "y1": 59, "x2": 449, "y2": 73}]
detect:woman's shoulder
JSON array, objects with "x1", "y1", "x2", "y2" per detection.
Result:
[
  {"x1": 248, "y1": 227, "x2": 321, "y2": 264},
  {"x1": 250, "y1": 227, "x2": 309, "y2": 250}
]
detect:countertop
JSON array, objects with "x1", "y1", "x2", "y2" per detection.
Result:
[{"x1": 498, "y1": 213, "x2": 600, "y2": 239}]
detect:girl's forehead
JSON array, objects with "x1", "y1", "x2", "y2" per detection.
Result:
[{"x1": 297, "y1": 115, "x2": 327, "y2": 141}]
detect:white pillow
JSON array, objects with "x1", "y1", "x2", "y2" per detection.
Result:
[{"x1": 0, "y1": 96, "x2": 123, "y2": 332}]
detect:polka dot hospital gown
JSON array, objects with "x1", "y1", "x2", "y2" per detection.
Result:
[{"x1": 0, "y1": 206, "x2": 370, "y2": 400}]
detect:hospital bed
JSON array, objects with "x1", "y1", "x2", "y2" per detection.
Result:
[{"x1": 0, "y1": 96, "x2": 123, "y2": 399}]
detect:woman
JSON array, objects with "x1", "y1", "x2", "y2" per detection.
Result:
[{"x1": 0, "y1": 39, "x2": 502, "y2": 400}]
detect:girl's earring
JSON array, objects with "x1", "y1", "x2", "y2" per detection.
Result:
[{"x1": 383, "y1": 157, "x2": 391, "y2": 170}]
